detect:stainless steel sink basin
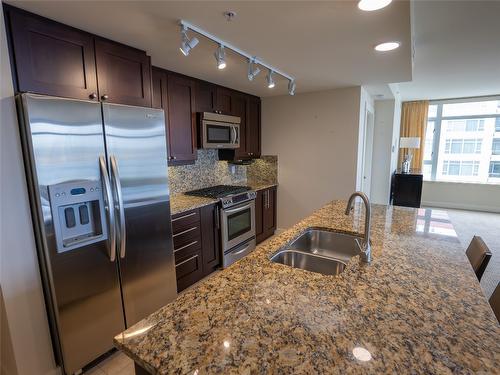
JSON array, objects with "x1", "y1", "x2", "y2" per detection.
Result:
[
  {"x1": 286, "y1": 228, "x2": 364, "y2": 263},
  {"x1": 270, "y1": 250, "x2": 346, "y2": 276}
]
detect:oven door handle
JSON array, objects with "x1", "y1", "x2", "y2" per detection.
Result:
[
  {"x1": 224, "y1": 202, "x2": 252, "y2": 214},
  {"x1": 230, "y1": 242, "x2": 253, "y2": 256}
]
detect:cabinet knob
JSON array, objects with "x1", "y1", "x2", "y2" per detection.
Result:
[
  {"x1": 101, "y1": 94, "x2": 109, "y2": 101},
  {"x1": 89, "y1": 92, "x2": 97, "y2": 100},
  {"x1": 173, "y1": 156, "x2": 177, "y2": 160}
]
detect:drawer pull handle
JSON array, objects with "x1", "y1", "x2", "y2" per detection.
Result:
[
  {"x1": 175, "y1": 254, "x2": 198, "y2": 267},
  {"x1": 173, "y1": 226, "x2": 198, "y2": 237},
  {"x1": 172, "y1": 212, "x2": 197, "y2": 222},
  {"x1": 174, "y1": 241, "x2": 198, "y2": 253}
]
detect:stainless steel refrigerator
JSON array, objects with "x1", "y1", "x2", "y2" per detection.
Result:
[{"x1": 16, "y1": 93, "x2": 177, "y2": 374}]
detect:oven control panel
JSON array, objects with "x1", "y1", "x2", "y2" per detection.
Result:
[{"x1": 220, "y1": 191, "x2": 257, "y2": 208}]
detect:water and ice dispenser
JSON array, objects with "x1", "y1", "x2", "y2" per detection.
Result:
[{"x1": 48, "y1": 180, "x2": 108, "y2": 252}]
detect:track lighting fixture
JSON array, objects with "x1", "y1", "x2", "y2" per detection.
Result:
[
  {"x1": 267, "y1": 70, "x2": 275, "y2": 89},
  {"x1": 180, "y1": 20, "x2": 295, "y2": 94},
  {"x1": 247, "y1": 59, "x2": 261, "y2": 81},
  {"x1": 288, "y1": 79, "x2": 296, "y2": 95},
  {"x1": 214, "y1": 44, "x2": 226, "y2": 69},
  {"x1": 179, "y1": 26, "x2": 199, "y2": 56}
]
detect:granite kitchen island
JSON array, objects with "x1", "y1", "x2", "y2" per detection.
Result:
[{"x1": 114, "y1": 201, "x2": 500, "y2": 374}]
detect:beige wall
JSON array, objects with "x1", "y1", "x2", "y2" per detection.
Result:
[
  {"x1": 262, "y1": 87, "x2": 362, "y2": 229},
  {"x1": 0, "y1": 9, "x2": 60, "y2": 375},
  {"x1": 422, "y1": 181, "x2": 500, "y2": 213}
]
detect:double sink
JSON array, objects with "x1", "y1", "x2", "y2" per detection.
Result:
[{"x1": 270, "y1": 228, "x2": 364, "y2": 276}]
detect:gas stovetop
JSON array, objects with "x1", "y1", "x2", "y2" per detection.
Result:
[{"x1": 184, "y1": 185, "x2": 252, "y2": 199}]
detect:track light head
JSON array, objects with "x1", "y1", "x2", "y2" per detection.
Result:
[
  {"x1": 288, "y1": 79, "x2": 296, "y2": 95},
  {"x1": 267, "y1": 70, "x2": 275, "y2": 89},
  {"x1": 247, "y1": 59, "x2": 261, "y2": 81},
  {"x1": 214, "y1": 44, "x2": 226, "y2": 69},
  {"x1": 179, "y1": 26, "x2": 199, "y2": 56}
]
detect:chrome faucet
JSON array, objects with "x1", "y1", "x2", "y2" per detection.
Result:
[{"x1": 345, "y1": 191, "x2": 372, "y2": 264}]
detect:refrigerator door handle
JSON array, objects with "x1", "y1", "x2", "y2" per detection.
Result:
[
  {"x1": 99, "y1": 155, "x2": 117, "y2": 261},
  {"x1": 110, "y1": 155, "x2": 126, "y2": 259}
]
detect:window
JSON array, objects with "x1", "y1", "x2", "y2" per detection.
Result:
[
  {"x1": 442, "y1": 161, "x2": 479, "y2": 176},
  {"x1": 444, "y1": 139, "x2": 482, "y2": 154},
  {"x1": 492, "y1": 139, "x2": 500, "y2": 155},
  {"x1": 423, "y1": 98, "x2": 500, "y2": 184},
  {"x1": 490, "y1": 162, "x2": 500, "y2": 178}
]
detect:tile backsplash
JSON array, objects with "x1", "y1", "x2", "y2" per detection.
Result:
[{"x1": 168, "y1": 150, "x2": 277, "y2": 194}]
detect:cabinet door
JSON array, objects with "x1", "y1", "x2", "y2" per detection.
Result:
[
  {"x1": 200, "y1": 204, "x2": 221, "y2": 275},
  {"x1": 232, "y1": 93, "x2": 249, "y2": 159},
  {"x1": 195, "y1": 81, "x2": 217, "y2": 113},
  {"x1": 7, "y1": 7, "x2": 98, "y2": 100},
  {"x1": 215, "y1": 87, "x2": 233, "y2": 114},
  {"x1": 255, "y1": 190, "x2": 264, "y2": 242},
  {"x1": 151, "y1": 67, "x2": 167, "y2": 110},
  {"x1": 166, "y1": 74, "x2": 197, "y2": 163},
  {"x1": 247, "y1": 97, "x2": 261, "y2": 158},
  {"x1": 95, "y1": 38, "x2": 152, "y2": 106},
  {"x1": 264, "y1": 188, "x2": 277, "y2": 234}
]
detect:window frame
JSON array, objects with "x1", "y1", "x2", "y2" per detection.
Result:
[{"x1": 425, "y1": 97, "x2": 500, "y2": 183}]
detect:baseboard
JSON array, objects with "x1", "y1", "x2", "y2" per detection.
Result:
[{"x1": 421, "y1": 200, "x2": 500, "y2": 213}]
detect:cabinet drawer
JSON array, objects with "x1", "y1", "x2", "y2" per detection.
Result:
[
  {"x1": 174, "y1": 238, "x2": 201, "y2": 263},
  {"x1": 171, "y1": 209, "x2": 200, "y2": 232},
  {"x1": 175, "y1": 250, "x2": 203, "y2": 292},
  {"x1": 173, "y1": 225, "x2": 201, "y2": 250}
]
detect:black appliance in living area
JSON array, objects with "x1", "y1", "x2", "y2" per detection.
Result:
[{"x1": 185, "y1": 185, "x2": 257, "y2": 267}]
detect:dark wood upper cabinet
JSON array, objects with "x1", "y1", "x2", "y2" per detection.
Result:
[
  {"x1": 166, "y1": 73, "x2": 197, "y2": 163},
  {"x1": 151, "y1": 67, "x2": 167, "y2": 110},
  {"x1": 232, "y1": 93, "x2": 249, "y2": 159},
  {"x1": 195, "y1": 81, "x2": 217, "y2": 113},
  {"x1": 247, "y1": 97, "x2": 261, "y2": 158},
  {"x1": 7, "y1": 7, "x2": 98, "y2": 100},
  {"x1": 95, "y1": 39, "x2": 152, "y2": 107},
  {"x1": 215, "y1": 87, "x2": 233, "y2": 114}
]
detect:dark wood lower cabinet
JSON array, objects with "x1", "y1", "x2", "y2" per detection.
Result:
[
  {"x1": 391, "y1": 171, "x2": 423, "y2": 208},
  {"x1": 172, "y1": 204, "x2": 220, "y2": 292},
  {"x1": 256, "y1": 187, "x2": 277, "y2": 244}
]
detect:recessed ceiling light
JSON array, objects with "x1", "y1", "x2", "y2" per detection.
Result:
[
  {"x1": 374, "y1": 41, "x2": 400, "y2": 52},
  {"x1": 358, "y1": 0, "x2": 392, "y2": 11}
]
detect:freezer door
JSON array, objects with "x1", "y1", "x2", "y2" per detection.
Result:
[
  {"x1": 103, "y1": 103, "x2": 177, "y2": 326},
  {"x1": 17, "y1": 94, "x2": 125, "y2": 374}
]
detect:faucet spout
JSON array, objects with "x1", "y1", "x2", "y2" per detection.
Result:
[{"x1": 345, "y1": 191, "x2": 371, "y2": 264}]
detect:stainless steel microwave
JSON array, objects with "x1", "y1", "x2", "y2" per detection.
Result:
[{"x1": 199, "y1": 112, "x2": 240, "y2": 149}]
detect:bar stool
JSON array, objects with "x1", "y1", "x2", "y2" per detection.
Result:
[
  {"x1": 489, "y1": 283, "x2": 500, "y2": 323},
  {"x1": 465, "y1": 236, "x2": 492, "y2": 281}
]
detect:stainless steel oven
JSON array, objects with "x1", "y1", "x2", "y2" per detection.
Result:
[
  {"x1": 200, "y1": 112, "x2": 240, "y2": 149},
  {"x1": 220, "y1": 192, "x2": 257, "y2": 267}
]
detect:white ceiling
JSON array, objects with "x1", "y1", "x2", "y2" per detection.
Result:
[
  {"x1": 6, "y1": 0, "x2": 412, "y2": 97},
  {"x1": 399, "y1": 0, "x2": 500, "y2": 101}
]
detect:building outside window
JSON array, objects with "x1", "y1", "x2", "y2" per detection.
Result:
[{"x1": 423, "y1": 98, "x2": 500, "y2": 184}]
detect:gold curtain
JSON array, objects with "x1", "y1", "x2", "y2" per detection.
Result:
[{"x1": 398, "y1": 100, "x2": 429, "y2": 171}]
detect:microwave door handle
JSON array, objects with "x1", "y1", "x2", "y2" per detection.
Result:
[
  {"x1": 232, "y1": 126, "x2": 238, "y2": 144},
  {"x1": 99, "y1": 156, "x2": 116, "y2": 262}
]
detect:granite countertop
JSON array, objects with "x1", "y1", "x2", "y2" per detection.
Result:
[
  {"x1": 170, "y1": 183, "x2": 278, "y2": 215},
  {"x1": 115, "y1": 201, "x2": 500, "y2": 374}
]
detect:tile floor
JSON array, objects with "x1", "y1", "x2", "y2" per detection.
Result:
[
  {"x1": 443, "y1": 208, "x2": 500, "y2": 299},
  {"x1": 85, "y1": 351, "x2": 134, "y2": 374}
]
